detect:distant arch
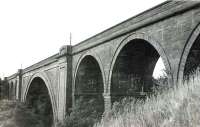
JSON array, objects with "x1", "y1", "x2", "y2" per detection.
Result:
[{"x1": 10, "y1": 81, "x2": 14, "y2": 100}]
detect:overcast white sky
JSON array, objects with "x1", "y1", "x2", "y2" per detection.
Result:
[{"x1": 0, "y1": 0, "x2": 166, "y2": 78}]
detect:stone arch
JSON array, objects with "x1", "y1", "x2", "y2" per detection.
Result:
[
  {"x1": 108, "y1": 32, "x2": 172, "y2": 102},
  {"x1": 178, "y1": 23, "x2": 200, "y2": 83},
  {"x1": 73, "y1": 51, "x2": 105, "y2": 117},
  {"x1": 23, "y1": 72, "x2": 57, "y2": 126},
  {"x1": 73, "y1": 51, "x2": 106, "y2": 94}
]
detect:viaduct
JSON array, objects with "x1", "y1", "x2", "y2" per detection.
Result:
[{"x1": 6, "y1": 1, "x2": 200, "y2": 126}]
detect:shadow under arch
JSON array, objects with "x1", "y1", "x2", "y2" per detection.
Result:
[
  {"x1": 9, "y1": 81, "x2": 14, "y2": 100},
  {"x1": 73, "y1": 53, "x2": 105, "y2": 119},
  {"x1": 178, "y1": 23, "x2": 200, "y2": 83},
  {"x1": 23, "y1": 72, "x2": 57, "y2": 127},
  {"x1": 73, "y1": 52, "x2": 106, "y2": 93},
  {"x1": 14, "y1": 80, "x2": 17, "y2": 99},
  {"x1": 108, "y1": 32, "x2": 172, "y2": 103}
]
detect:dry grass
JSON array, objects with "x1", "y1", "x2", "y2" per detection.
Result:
[
  {"x1": 0, "y1": 100, "x2": 17, "y2": 127},
  {"x1": 0, "y1": 100, "x2": 43, "y2": 127},
  {"x1": 95, "y1": 72, "x2": 200, "y2": 127}
]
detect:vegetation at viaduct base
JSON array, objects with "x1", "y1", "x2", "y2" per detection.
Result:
[
  {"x1": 0, "y1": 100, "x2": 43, "y2": 127},
  {"x1": 2, "y1": 70, "x2": 200, "y2": 127},
  {"x1": 0, "y1": 75, "x2": 167, "y2": 127},
  {"x1": 94, "y1": 71, "x2": 200, "y2": 127}
]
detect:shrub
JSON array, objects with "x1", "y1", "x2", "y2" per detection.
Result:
[
  {"x1": 152, "y1": 75, "x2": 169, "y2": 96},
  {"x1": 60, "y1": 97, "x2": 103, "y2": 127},
  {"x1": 13, "y1": 102, "x2": 44, "y2": 127},
  {"x1": 0, "y1": 100, "x2": 43, "y2": 127}
]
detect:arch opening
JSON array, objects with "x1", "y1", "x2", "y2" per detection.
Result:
[
  {"x1": 153, "y1": 57, "x2": 167, "y2": 79},
  {"x1": 75, "y1": 55, "x2": 104, "y2": 117},
  {"x1": 184, "y1": 35, "x2": 200, "y2": 79},
  {"x1": 26, "y1": 77, "x2": 53, "y2": 127},
  {"x1": 10, "y1": 82, "x2": 14, "y2": 100},
  {"x1": 111, "y1": 39, "x2": 167, "y2": 103}
]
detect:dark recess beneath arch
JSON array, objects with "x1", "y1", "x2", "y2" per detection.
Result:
[
  {"x1": 111, "y1": 39, "x2": 162, "y2": 103},
  {"x1": 75, "y1": 55, "x2": 104, "y2": 115},
  {"x1": 26, "y1": 77, "x2": 53, "y2": 127}
]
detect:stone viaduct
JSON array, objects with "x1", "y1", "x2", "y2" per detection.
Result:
[{"x1": 6, "y1": 1, "x2": 200, "y2": 126}]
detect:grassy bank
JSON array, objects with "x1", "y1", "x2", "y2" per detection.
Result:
[
  {"x1": 95, "y1": 73, "x2": 200, "y2": 127},
  {"x1": 0, "y1": 100, "x2": 44, "y2": 127}
]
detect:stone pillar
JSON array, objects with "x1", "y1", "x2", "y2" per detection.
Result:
[
  {"x1": 103, "y1": 93, "x2": 111, "y2": 112},
  {"x1": 17, "y1": 69, "x2": 23, "y2": 101},
  {"x1": 57, "y1": 45, "x2": 72, "y2": 122},
  {"x1": 66, "y1": 46, "x2": 72, "y2": 115},
  {"x1": 15, "y1": 80, "x2": 19, "y2": 100}
]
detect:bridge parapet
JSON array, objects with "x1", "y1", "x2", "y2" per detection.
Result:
[{"x1": 22, "y1": 54, "x2": 59, "y2": 74}]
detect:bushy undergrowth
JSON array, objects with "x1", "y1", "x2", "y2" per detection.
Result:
[
  {"x1": 59, "y1": 97, "x2": 103, "y2": 127},
  {"x1": 0, "y1": 100, "x2": 43, "y2": 127},
  {"x1": 95, "y1": 72, "x2": 200, "y2": 127}
]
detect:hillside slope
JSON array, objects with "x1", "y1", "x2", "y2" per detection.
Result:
[{"x1": 95, "y1": 74, "x2": 200, "y2": 127}]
